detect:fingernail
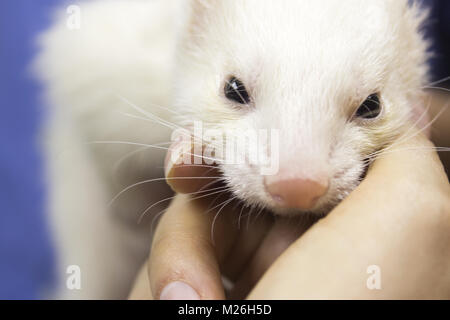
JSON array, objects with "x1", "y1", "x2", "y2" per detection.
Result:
[{"x1": 160, "y1": 281, "x2": 200, "y2": 300}]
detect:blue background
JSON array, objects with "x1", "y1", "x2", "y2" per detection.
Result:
[
  {"x1": 0, "y1": 0, "x2": 61, "y2": 299},
  {"x1": 0, "y1": 0, "x2": 448, "y2": 299}
]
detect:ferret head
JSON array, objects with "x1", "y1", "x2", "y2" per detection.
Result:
[{"x1": 173, "y1": 0, "x2": 430, "y2": 215}]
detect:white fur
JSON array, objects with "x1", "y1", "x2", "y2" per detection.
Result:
[
  {"x1": 173, "y1": 0, "x2": 429, "y2": 214},
  {"x1": 36, "y1": 0, "x2": 178, "y2": 299},
  {"x1": 36, "y1": 0, "x2": 429, "y2": 298}
]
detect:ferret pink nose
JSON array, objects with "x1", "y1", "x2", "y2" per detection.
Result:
[{"x1": 265, "y1": 177, "x2": 329, "y2": 210}]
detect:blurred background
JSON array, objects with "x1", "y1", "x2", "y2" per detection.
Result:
[{"x1": 0, "y1": 0, "x2": 449, "y2": 299}]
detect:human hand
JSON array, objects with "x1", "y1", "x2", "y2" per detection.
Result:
[{"x1": 129, "y1": 132, "x2": 450, "y2": 300}]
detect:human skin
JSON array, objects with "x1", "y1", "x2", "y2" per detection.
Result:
[
  {"x1": 129, "y1": 128, "x2": 450, "y2": 300},
  {"x1": 249, "y1": 133, "x2": 450, "y2": 299},
  {"x1": 429, "y1": 92, "x2": 450, "y2": 175}
]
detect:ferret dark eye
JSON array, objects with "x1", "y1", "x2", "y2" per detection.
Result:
[
  {"x1": 224, "y1": 77, "x2": 250, "y2": 104},
  {"x1": 355, "y1": 94, "x2": 382, "y2": 119}
]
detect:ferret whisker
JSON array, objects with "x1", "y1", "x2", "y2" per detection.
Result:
[
  {"x1": 157, "y1": 164, "x2": 218, "y2": 170},
  {"x1": 118, "y1": 97, "x2": 228, "y2": 152},
  {"x1": 117, "y1": 95, "x2": 223, "y2": 150},
  {"x1": 117, "y1": 111, "x2": 179, "y2": 131},
  {"x1": 366, "y1": 143, "x2": 449, "y2": 158},
  {"x1": 150, "y1": 209, "x2": 168, "y2": 234},
  {"x1": 230, "y1": 199, "x2": 243, "y2": 213},
  {"x1": 237, "y1": 204, "x2": 253, "y2": 221},
  {"x1": 370, "y1": 99, "x2": 448, "y2": 159},
  {"x1": 89, "y1": 140, "x2": 224, "y2": 164},
  {"x1": 89, "y1": 140, "x2": 170, "y2": 151},
  {"x1": 426, "y1": 75, "x2": 450, "y2": 87},
  {"x1": 251, "y1": 206, "x2": 265, "y2": 226},
  {"x1": 116, "y1": 93, "x2": 182, "y2": 116},
  {"x1": 119, "y1": 95, "x2": 244, "y2": 153},
  {"x1": 205, "y1": 191, "x2": 228, "y2": 215},
  {"x1": 109, "y1": 176, "x2": 224, "y2": 207},
  {"x1": 117, "y1": 95, "x2": 182, "y2": 129},
  {"x1": 364, "y1": 147, "x2": 450, "y2": 165},
  {"x1": 365, "y1": 146, "x2": 450, "y2": 162},
  {"x1": 237, "y1": 203, "x2": 247, "y2": 230},
  {"x1": 195, "y1": 177, "x2": 226, "y2": 193},
  {"x1": 398, "y1": 95, "x2": 433, "y2": 142},
  {"x1": 205, "y1": 194, "x2": 234, "y2": 215},
  {"x1": 119, "y1": 110, "x2": 219, "y2": 149},
  {"x1": 363, "y1": 147, "x2": 449, "y2": 167},
  {"x1": 396, "y1": 102, "x2": 448, "y2": 145},
  {"x1": 152, "y1": 177, "x2": 230, "y2": 230},
  {"x1": 203, "y1": 166, "x2": 221, "y2": 177},
  {"x1": 147, "y1": 180, "x2": 229, "y2": 230},
  {"x1": 113, "y1": 143, "x2": 173, "y2": 174},
  {"x1": 246, "y1": 206, "x2": 256, "y2": 231},
  {"x1": 210, "y1": 196, "x2": 237, "y2": 245},
  {"x1": 138, "y1": 185, "x2": 230, "y2": 224},
  {"x1": 423, "y1": 86, "x2": 450, "y2": 93}
]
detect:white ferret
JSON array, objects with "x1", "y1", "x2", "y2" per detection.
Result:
[{"x1": 35, "y1": 0, "x2": 430, "y2": 299}]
